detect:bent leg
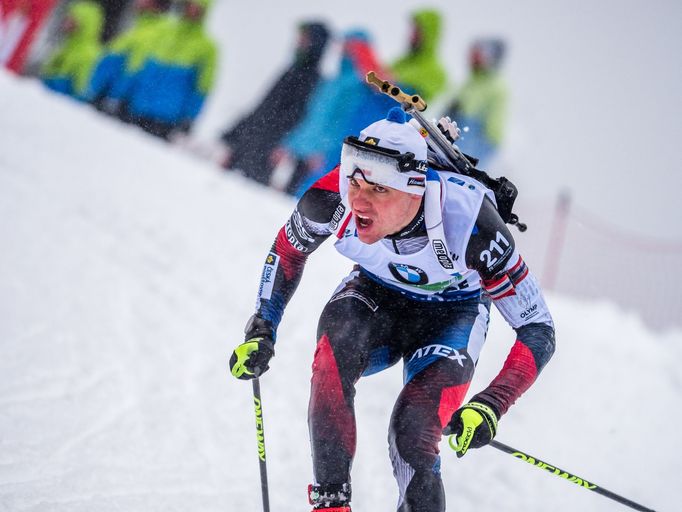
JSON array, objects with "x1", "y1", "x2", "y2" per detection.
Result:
[
  {"x1": 390, "y1": 299, "x2": 489, "y2": 512},
  {"x1": 309, "y1": 275, "x2": 395, "y2": 487},
  {"x1": 390, "y1": 358, "x2": 474, "y2": 512}
]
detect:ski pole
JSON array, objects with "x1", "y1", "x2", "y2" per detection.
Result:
[
  {"x1": 252, "y1": 378, "x2": 270, "y2": 512},
  {"x1": 489, "y1": 440, "x2": 656, "y2": 512}
]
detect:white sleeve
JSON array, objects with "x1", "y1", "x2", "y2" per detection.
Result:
[{"x1": 482, "y1": 252, "x2": 554, "y2": 329}]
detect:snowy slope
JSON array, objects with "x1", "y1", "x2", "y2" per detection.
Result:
[{"x1": 1, "y1": 72, "x2": 680, "y2": 512}]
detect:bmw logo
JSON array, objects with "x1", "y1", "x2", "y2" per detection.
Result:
[{"x1": 388, "y1": 263, "x2": 428, "y2": 285}]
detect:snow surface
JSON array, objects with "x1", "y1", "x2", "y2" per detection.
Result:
[{"x1": 1, "y1": 72, "x2": 680, "y2": 511}]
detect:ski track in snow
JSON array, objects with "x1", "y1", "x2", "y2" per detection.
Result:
[{"x1": 1, "y1": 73, "x2": 680, "y2": 511}]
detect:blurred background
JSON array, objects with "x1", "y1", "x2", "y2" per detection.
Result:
[
  {"x1": 2, "y1": 0, "x2": 681, "y2": 329},
  {"x1": 2, "y1": 2, "x2": 681, "y2": 511}
]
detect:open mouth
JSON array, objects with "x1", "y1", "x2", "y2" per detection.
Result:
[{"x1": 355, "y1": 214, "x2": 373, "y2": 229}]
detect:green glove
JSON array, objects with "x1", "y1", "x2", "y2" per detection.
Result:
[
  {"x1": 229, "y1": 337, "x2": 274, "y2": 379},
  {"x1": 444, "y1": 401, "x2": 499, "y2": 458},
  {"x1": 229, "y1": 315, "x2": 276, "y2": 380}
]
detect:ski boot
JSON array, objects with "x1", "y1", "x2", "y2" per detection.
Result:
[{"x1": 308, "y1": 482, "x2": 352, "y2": 511}]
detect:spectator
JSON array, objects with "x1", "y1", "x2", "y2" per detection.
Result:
[
  {"x1": 391, "y1": 8, "x2": 447, "y2": 102},
  {"x1": 87, "y1": 0, "x2": 173, "y2": 119},
  {"x1": 447, "y1": 38, "x2": 508, "y2": 167},
  {"x1": 278, "y1": 29, "x2": 394, "y2": 196},
  {"x1": 97, "y1": 0, "x2": 133, "y2": 42},
  {"x1": 41, "y1": 0, "x2": 103, "y2": 101},
  {"x1": 220, "y1": 21, "x2": 330, "y2": 185},
  {"x1": 126, "y1": 0, "x2": 217, "y2": 139}
]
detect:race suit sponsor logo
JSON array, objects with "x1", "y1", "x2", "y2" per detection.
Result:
[
  {"x1": 492, "y1": 272, "x2": 550, "y2": 328},
  {"x1": 514, "y1": 276, "x2": 540, "y2": 321},
  {"x1": 520, "y1": 303, "x2": 538, "y2": 320},
  {"x1": 432, "y1": 239, "x2": 454, "y2": 269},
  {"x1": 256, "y1": 252, "x2": 279, "y2": 305},
  {"x1": 448, "y1": 176, "x2": 466, "y2": 186},
  {"x1": 329, "y1": 203, "x2": 346, "y2": 232},
  {"x1": 388, "y1": 262, "x2": 429, "y2": 285},
  {"x1": 409, "y1": 344, "x2": 467, "y2": 367},
  {"x1": 291, "y1": 208, "x2": 315, "y2": 243},
  {"x1": 286, "y1": 215, "x2": 309, "y2": 253}
]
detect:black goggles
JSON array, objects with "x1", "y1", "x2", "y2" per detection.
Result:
[{"x1": 343, "y1": 136, "x2": 428, "y2": 174}]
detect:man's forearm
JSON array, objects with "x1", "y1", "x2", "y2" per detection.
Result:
[{"x1": 473, "y1": 322, "x2": 555, "y2": 416}]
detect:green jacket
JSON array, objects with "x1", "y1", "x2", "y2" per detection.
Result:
[
  {"x1": 127, "y1": 1, "x2": 218, "y2": 123},
  {"x1": 109, "y1": 12, "x2": 175, "y2": 73},
  {"x1": 146, "y1": 7, "x2": 217, "y2": 95},
  {"x1": 41, "y1": 1, "x2": 103, "y2": 98},
  {"x1": 391, "y1": 9, "x2": 448, "y2": 101},
  {"x1": 456, "y1": 69, "x2": 508, "y2": 145}
]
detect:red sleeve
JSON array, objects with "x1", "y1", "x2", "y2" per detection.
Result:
[
  {"x1": 254, "y1": 167, "x2": 342, "y2": 330},
  {"x1": 472, "y1": 323, "x2": 555, "y2": 416},
  {"x1": 310, "y1": 165, "x2": 340, "y2": 193}
]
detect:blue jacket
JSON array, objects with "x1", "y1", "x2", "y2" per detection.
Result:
[
  {"x1": 285, "y1": 31, "x2": 393, "y2": 177},
  {"x1": 87, "y1": 12, "x2": 174, "y2": 103},
  {"x1": 127, "y1": 14, "x2": 217, "y2": 125}
]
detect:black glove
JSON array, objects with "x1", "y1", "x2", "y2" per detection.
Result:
[
  {"x1": 229, "y1": 315, "x2": 275, "y2": 380},
  {"x1": 443, "y1": 401, "x2": 499, "y2": 458}
]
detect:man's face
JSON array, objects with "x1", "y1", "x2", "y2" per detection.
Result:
[
  {"x1": 297, "y1": 28, "x2": 311, "y2": 51},
  {"x1": 61, "y1": 15, "x2": 78, "y2": 35},
  {"x1": 134, "y1": 0, "x2": 157, "y2": 13},
  {"x1": 182, "y1": 1, "x2": 205, "y2": 21},
  {"x1": 347, "y1": 175, "x2": 423, "y2": 244},
  {"x1": 410, "y1": 25, "x2": 423, "y2": 52},
  {"x1": 470, "y1": 47, "x2": 487, "y2": 72}
]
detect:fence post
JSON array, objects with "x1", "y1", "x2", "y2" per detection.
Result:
[{"x1": 542, "y1": 190, "x2": 571, "y2": 290}]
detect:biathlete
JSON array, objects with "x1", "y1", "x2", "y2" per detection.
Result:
[{"x1": 230, "y1": 107, "x2": 555, "y2": 512}]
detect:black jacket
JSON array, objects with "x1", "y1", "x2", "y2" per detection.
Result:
[{"x1": 221, "y1": 22, "x2": 329, "y2": 184}]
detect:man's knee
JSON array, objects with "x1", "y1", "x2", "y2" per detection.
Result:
[
  {"x1": 390, "y1": 435, "x2": 445, "y2": 512},
  {"x1": 389, "y1": 415, "x2": 441, "y2": 472}
]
